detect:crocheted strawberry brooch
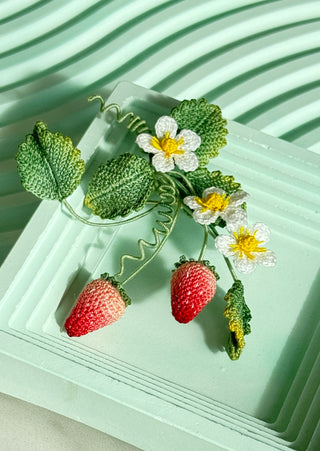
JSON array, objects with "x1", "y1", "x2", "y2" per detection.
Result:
[
  {"x1": 65, "y1": 274, "x2": 130, "y2": 337},
  {"x1": 17, "y1": 95, "x2": 276, "y2": 360},
  {"x1": 171, "y1": 258, "x2": 218, "y2": 324}
]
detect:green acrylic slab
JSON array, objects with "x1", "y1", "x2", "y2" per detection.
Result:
[{"x1": 0, "y1": 82, "x2": 320, "y2": 451}]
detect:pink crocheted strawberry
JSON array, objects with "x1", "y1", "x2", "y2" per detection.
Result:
[
  {"x1": 65, "y1": 273, "x2": 131, "y2": 337},
  {"x1": 171, "y1": 256, "x2": 219, "y2": 323}
]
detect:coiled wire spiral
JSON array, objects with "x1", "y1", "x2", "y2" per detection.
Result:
[
  {"x1": 88, "y1": 95, "x2": 151, "y2": 134},
  {"x1": 114, "y1": 174, "x2": 180, "y2": 285}
]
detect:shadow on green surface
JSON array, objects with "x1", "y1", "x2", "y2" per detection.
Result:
[
  {"x1": 256, "y1": 267, "x2": 320, "y2": 448},
  {"x1": 195, "y1": 285, "x2": 229, "y2": 354},
  {"x1": 0, "y1": 71, "x2": 113, "y2": 267}
]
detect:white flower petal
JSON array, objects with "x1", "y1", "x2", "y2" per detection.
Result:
[
  {"x1": 193, "y1": 209, "x2": 218, "y2": 225},
  {"x1": 233, "y1": 256, "x2": 256, "y2": 274},
  {"x1": 227, "y1": 221, "x2": 247, "y2": 233},
  {"x1": 215, "y1": 220, "x2": 275, "y2": 273},
  {"x1": 255, "y1": 250, "x2": 277, "y2": 267},
  {"x1": 229, "y1": 190, "x2": 249, "y2": 207},
  {"x1": 223, "y1": 207, "x2": 247, "y2": 228},
  {"x1": 174, "y1": 151, "x2": 199, "y2": 172},
  {"x1": 176, "y1": 129, "x2": 201, "y2": 151},
  {"x1": 183, "y1": 196, "x2": 200, "y2": 210},
  {"x1": 151, "y1": 153, "x2": 174, "y2": 172},
  {"x1": 202, "y1": 186, "x2": 226, "y2": 198},
  {"x1": 136, "y1": 133, "x2": 158, "y2": 154},
  {"x1": 155, "y1": 116, "x2": 177, "y2": 139},
  {"x1": 253, "y1": 222, "x2": 271, "y2": 243},
  {"x1": 215, "y1": 235, "x2": 236, "y2": 257}
]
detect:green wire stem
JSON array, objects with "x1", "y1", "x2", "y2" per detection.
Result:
[
  {"x1": 169, "y1": 177, "x2": 189, "y2": 196},
  {"x1": 181, "y1": 202, "x2": 238, "y2": 283},
  {"x1": 168, "y1": 170, "x2": 197, "y2": 195},
  {"x1": 62, "y1": 199, "x2": 158, "y2": 228},
  {"x1": 198, "y1": 225, "x2": 209, "y2": 261},
  {"x1": 208, "y1": 224, "x2": 238, "y2": 283}
]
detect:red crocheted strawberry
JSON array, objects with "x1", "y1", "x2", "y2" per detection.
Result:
[
  {"x1": 65, "y1": 273, "x2": 131, "y2": 337},
  {"x1": 171, "y1": 257, "x2": 219, "y2": 323}
]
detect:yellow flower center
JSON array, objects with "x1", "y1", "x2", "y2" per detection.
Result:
[
  {"x1": 230, "y1": 226, "x2": 266, "y2": 260},
  {"x1": 152, "y1": 132, "x2": 185, "y2": 158},
  {"x1": 195, "y1": 192, "x2": 230, "y2": 213}
]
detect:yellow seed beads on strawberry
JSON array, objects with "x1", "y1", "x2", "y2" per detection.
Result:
[
  {"x1": 65, "y1": 274, "x2": 130, "y2": 337},
  {"x1": 171, "y1": 258, "x2": 218, "y2": 324}
]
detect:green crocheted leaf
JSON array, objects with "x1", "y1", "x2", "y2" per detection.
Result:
[
  {"x1": 171, "y1": 98, "x2": 228, "y2": 166},
  {"x1": 16, "y1": 121, "x2": 85, "y2": 200},
  {"x1": 85, "y1": 153, "x2": 155, "y2": 219},
  {"x1": 224, "y1": 280, "x2": 252, "y2": 360},
  {"x1": 187, "y1": 168, "x2": 241, "y2": 196}
]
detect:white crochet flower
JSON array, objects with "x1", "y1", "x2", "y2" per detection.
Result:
[
  {"x1": 215, "y1": 222, "x2": 276, "y2": 274},
  {"x1": 136, "y1": 116, "x2": 200, "y2": 172},
  {"x1": 183, "y1": 187, "x2": 248, "y2": 226}
]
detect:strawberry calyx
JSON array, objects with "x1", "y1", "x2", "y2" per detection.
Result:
[
  {"x1": 173, "y1": 255, "x2": 220, "y2": 280},
  {"x1": 100, "y1": 272, "x2": 131, "y2": 307}
]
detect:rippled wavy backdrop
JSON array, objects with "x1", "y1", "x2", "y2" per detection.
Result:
[{"x1": 1, "y1": 0, "x2": 319, "y2": 264}]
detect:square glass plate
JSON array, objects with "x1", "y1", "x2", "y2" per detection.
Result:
[{"x1": 1, "y1": 82, "x2": 320, "y2": 451}]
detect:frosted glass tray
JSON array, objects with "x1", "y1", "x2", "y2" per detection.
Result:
[{"x1": 1, "y1": 82, "x2": 320, "y2": 451}]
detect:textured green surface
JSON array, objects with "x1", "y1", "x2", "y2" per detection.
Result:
[
  {"x1": 171, "y1": 98, "x2": 228, "y2": 166},
  {"x1": 16, "y1": 121, "x2": 85, "y2": 201},
  {"x1": 85, "y1": 153, "x2": 155, "y2": 219},
  {"x1": 187, "y1": 167, "x2": 242, "y2": 197}
]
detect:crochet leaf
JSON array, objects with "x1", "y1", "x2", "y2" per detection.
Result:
[
  {"x1": 16, "y1": 121, "x2": 85, "y2": 200},
  {"x1": 85, "y1": 153, "x2": 155, "y2": 219},
  {"x1": 171, "y1": 98, "x2": 228, "y2": 166},
  {"x1": 187, "y1": 168, "x2": 241, "y2": 196},
  {"x1": 224, "y1": 280, "x2": 252, "y2": 360}
]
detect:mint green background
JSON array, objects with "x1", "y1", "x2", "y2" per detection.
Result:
[
  {"x1": 1, "y1": 1, "x2": 320, "y2": 450},
  {"x1": 1, "y1": 81, "x2": 319, "y2": 450}
]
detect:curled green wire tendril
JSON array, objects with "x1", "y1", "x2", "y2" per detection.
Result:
[
  {"x1": 88, "y1": 95, "x2": 151, "y2": 134},
  {"x1": 115, "y1": 174, "x2": 180, "y2": 285}
]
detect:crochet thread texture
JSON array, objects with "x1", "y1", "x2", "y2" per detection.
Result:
[
  {"x1": 16, "y1": 121, "x2": 85, "y2": 200},
  {"x1": 224, "y1": 280, "x2": 252, "y2": 360},
  {"x1": 171, "y1": 259, "x2": 217, "y2": 323},
  {"x1": 187, "y1": 168, "x2": 241, "y2": 197},
  {"x1": 171, "y1": 98, "x2": 228, "y2": 167},
  {"x1": 85, "y1": 153, "x2": 155, "y2": 219}
]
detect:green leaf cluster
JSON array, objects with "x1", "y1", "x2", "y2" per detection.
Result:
[
  {"x1": 16, "y1": 121, "x2": 85, "y2": 200},
  {"x1": 171, "y1": 98, "x2": 228, "y2": 167},
  {"x1": 187, "y1": 167, "x2": 241, "y2": 197},
  {"x1": 224, "y1": 280, "x2": 252, "y2": 360},
  {"x1": 84, "y1": 153, "x2": 155, "y2": 219}
]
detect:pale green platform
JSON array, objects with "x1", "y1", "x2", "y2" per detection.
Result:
[{"x1": 1, "y1": 82, "x2": 319, "y2": 450}]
